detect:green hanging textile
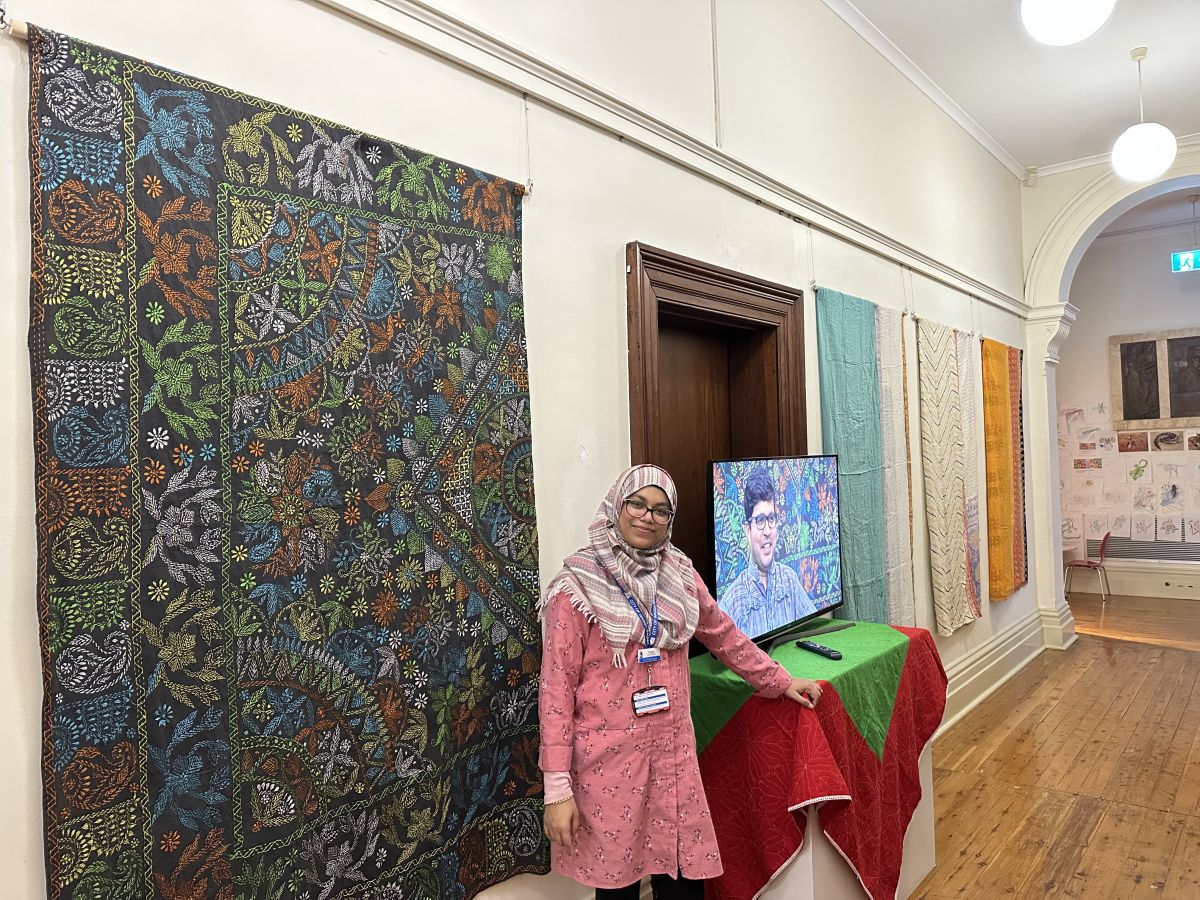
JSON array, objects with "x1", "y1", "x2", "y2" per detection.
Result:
[{"x1": 816, "y1": 288, "x2": 889, "y2": 624}]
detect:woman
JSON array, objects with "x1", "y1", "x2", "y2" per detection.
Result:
[{"x1": 539, "y1": 465, "x2": 822, "y2": 899}]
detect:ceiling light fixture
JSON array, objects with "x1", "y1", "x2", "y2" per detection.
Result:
[
  {"x1": 1110, "y1": 47, "x2": 1177, "y2": 182},
  {"x1": 1020, "y1": 0, "x2": 1115, "y2": 47}
]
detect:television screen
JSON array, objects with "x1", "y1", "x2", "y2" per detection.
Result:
[{"x1": 709, "y1": 455, "x2": 843, "y2": 641}]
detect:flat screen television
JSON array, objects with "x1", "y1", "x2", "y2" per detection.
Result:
[{"x1": 708, "y1": 455, "x2": 843, "y2": 643}]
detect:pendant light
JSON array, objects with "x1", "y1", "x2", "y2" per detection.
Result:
[
  {"x1": 1021, "y1": 0, "x2": 1115, "y2": 47},
  {"x1": 1110, "y1": 47, "x2": 1177, "y2": 182}
]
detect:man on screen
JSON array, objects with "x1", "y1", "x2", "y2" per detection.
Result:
[{"x1": 724, "y1": 467, "x2": 817, "y2": 637}]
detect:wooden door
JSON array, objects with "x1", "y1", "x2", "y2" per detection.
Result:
[
  {"x1": 658, "y1": 323, "x2": 732, "y2": 574},
  {"x1": 627, "y1": 243, "x2": 806, "y2": 589}
]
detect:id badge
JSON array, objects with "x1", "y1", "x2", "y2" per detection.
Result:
[
  {"x1": 637, "y1": 647, "x2": 662, "y2": 664},
  {"x1": 632, "y1": 685, "x2": 670, "y2": 717}
]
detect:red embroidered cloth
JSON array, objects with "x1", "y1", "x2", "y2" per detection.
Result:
[{"x1": 697, "y1": 626, "x2": 946, "y2": 900}]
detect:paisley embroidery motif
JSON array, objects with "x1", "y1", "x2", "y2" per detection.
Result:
[
  {"x1": 32, "y1": 28, "x2": 70, "y2": 76},
  {"x1": 50, "y1": 517, "x2": 129, "y2": 581},
  {"x1": 40, "y1": 131, "x2": 122, "y2": 188},
  {"x1": 48, "y1": 180, "x2": 123, "y2": 244},
  {"x1": 45, "y1": 68, "x2": 122, "y2": 135},
  {"x1": 55, "y1": 627, "x2": 133, "y2": 697},
  {"x1": 53, "y1": 297, "x2": 125, "y2": 358},
  {"x1": 62, "y1": 741, "x2": 137, "y2": 811},
  {"x1": 52, "y1": 405, "x2": 130, "y2": 468}
]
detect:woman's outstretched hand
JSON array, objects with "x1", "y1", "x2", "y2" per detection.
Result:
[
  {"x1": 784, "y1": 677, "x2": 822, "y2": 708},
  {"x1": 544, "y1": 797, "x2": 581, "y2": 851}
]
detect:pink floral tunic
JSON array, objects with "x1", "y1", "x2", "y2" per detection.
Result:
[{"x1": 539, "y1": 570, "x2": 791, "y2": 888}]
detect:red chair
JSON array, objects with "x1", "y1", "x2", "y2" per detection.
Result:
[{"x1": 1065, "y1": 531, "x2": 1112, "y2": 601}]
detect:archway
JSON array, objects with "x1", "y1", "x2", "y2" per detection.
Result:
[{"x1": 1021, "y1": 140, "x2": 1200, "y2": 649}]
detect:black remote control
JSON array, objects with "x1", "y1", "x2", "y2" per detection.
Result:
[{"x1": 796, "y1": 640, "x2": 842, "y2": 660}]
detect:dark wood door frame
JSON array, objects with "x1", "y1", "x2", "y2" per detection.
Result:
[{"x1": 626, "y1": 242, "x2": 807, "y2": 464}]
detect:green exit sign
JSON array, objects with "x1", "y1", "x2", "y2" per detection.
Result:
[{"x1": 1172, "y1": 249, "x2": 1200, "y2": 272}]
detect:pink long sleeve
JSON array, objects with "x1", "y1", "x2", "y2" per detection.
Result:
[
  {"x1": 692, "y1": 572, "x2": 792, "y2": 697},
  {"x1": 543, "y1": 770, "x2": 573, "y2": 804},
  {"x1": 538, "y1": 592, "x2": 586, "y2": 772}
]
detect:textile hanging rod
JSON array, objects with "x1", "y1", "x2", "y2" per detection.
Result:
[{"x1": 0, "y1": 0, "x2": 27, "y2": 40}]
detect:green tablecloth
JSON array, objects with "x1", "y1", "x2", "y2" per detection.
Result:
[{"x1": 690, "y1": 620, "x2": 908, "y2": 758}]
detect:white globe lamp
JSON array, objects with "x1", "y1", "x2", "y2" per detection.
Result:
[
  {"x1": 1111, "y1": 122, "x2": 1177, "y2": 182},
  {"x1": 1021, "y1": 0, "x2": 1116, "y2": 46},
  {"x1": 1110, "y1": 48, "x2": 1177, "y2": 182}
]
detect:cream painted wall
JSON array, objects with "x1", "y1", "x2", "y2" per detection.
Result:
[
  {"x1": 0, "y1": 1, "x2": 1040, "y2": 897},
  {"x1": 716, "y1": 0, "x2": 1025, "y2": 299},
  {"x1": 429, "y1": 0, "x2": 721, "y2": 142},
  {"x1": 1022, "y1": 163, "x2": 1108, "y2": 280},
  {"x1": 356, "y1": 0, "x2": 1027, "y2": 300},
  {"x1": 1061, "y1": 229, "x2": 1200, "y2": 403}
]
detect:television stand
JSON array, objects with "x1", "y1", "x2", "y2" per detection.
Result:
[{"x1": 768, "y1": 617, "x2": 855, "y2": 651}]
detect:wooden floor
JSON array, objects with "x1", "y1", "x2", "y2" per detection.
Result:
[
  {"x1": 1069, "y1": 591, "x2": 1200, "y2": 654},
  {"x1": 914, "y1": 596, "x2": 1200, "y2": 899}
]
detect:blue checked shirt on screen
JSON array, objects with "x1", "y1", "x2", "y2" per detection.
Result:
[{"x1": 722, "y1": 561, "x2": 817, "y2": 639}]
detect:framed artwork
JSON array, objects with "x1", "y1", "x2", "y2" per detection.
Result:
[
  {"x1": 1152, "y1": 430, "x2": 1186, "y2": 451},
  {"x1": 1109, "y1": 329, "x2": 1200, "y2": 430},
  {"x1": 1117, "y1": 431, "x2": 1149, "y2": 452}
]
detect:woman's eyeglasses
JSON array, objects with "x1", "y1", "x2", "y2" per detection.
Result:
[{"x1": 623, "y1": 497, "x2": 674, "y2": 525}]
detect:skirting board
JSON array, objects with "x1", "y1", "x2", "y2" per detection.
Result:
[
  {"x1": 478, "y1": 872, "x2": 589, "y2": 899},
  {"x1": 1075, "y1": 559, "x2": 1200, "y2": 601},
  {"x1": 937, "y1": 610, "x2": 1046, "y2": 736}
]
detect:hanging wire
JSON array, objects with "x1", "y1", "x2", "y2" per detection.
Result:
[
  {"x1": 522, "y1": 93, "x2": 533, "y2": 196},
  {"x1": 1136, "y1": 56, "x2": 1145, "y2": 124},
  {"x1": 1192, "y1": 195, "x2": 1197, "y2": 248},
  {"x1": 900, "y1": 266, "x2": 913, "y2": 320},
  {"x1": 806, "y1": 222, "x2": 817, "y2": 293}
]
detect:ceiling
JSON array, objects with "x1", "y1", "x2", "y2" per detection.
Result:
[
  {"x1": 825, "y1": 0, "x2": 1200, "y2": 173},
  {"x1": 1100, "y1": 186, "x2": 1200, "y2": 238}
]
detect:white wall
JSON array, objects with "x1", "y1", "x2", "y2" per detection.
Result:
[
  {"x1": 0, "y1": 1, "x2": 1041, "y2": 897},
  {"x1": 1022, "y1": 163, "x2": 1108, "y2": 280},
  {"x1": 1062, "y1": 228, "x2": 1200, "y2": 402}
]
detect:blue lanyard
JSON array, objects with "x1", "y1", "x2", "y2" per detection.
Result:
[{"x1": 624, "y1": 594, "x2": 659, "y2": 648}]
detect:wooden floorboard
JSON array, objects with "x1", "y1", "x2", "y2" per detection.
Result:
[
  {"x1": 916, "y1": 595, "x2": 1200, "y2": 899},
  {"x1": 1069, "y1": 592, "x2": 1200, "y2": 653}
]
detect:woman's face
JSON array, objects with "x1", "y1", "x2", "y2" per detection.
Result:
[{"x1": 616, "y1": 485, "x2": 672, "y2": 550}]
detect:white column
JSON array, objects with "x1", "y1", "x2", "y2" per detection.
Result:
[{"x1": 1024, "y1": 303, "x2": 1078, "y2": 650}]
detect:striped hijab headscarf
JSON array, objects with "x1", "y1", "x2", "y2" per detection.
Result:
[{"x1": 545, "y1": 465, "x2": 699, "y2": 667}]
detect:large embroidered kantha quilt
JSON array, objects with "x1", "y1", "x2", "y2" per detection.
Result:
[{"x1": 28, "y1": 27, "x2": 545, "y2": 899}]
